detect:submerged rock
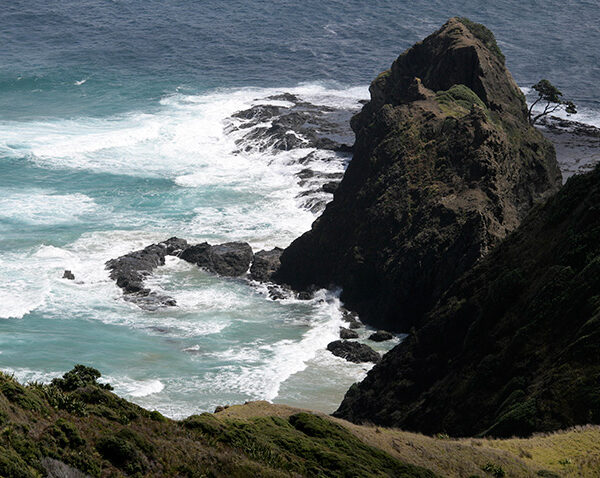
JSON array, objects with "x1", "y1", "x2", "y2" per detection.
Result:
[
  {"x1": 62, "y1": 270, "x2": 75, "y2": 280},
  {"x1": 275, "y1": 18, "x2": 562, "y2": 332},
  {"x1": 368, "y1": 330, "x2": 393, "y2": 342},
  {"x1": 327, "y1": 340, "x2": 380, "y2": 363},
  {"x1": 228, "y1": 93, "x2": 358, "y2": 215},
  {"x1": 250, "y1": 247, "x2": 283, "y2": 282}
]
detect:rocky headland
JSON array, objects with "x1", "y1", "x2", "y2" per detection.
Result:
[
  {"x1": 275, "y1": 18, "x2": 562, "y2": 332},
  {"x1": 335, "y1": 163, "x2": 600, "y2": 437}
]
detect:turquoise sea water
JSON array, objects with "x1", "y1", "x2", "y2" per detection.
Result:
[{"x1": 1, "y1": 1, "x2": 599, "y2": 417}]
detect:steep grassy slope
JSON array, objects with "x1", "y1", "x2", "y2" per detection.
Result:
[
  {"x1": 335, "y1": 165, "x2": 600, "y2": 438},
  {"x1": 2, "y1": 368, "x2": 600, "y2": 477},
  {"x1": 0, "y1": 366, "x2": 435, "y2": 477},
  {"x1": 275, "y1": 18, "x2": 561, "y2": 332}
]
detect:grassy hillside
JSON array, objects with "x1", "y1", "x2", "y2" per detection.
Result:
[
  {"x1": 2, "y1": 366, "x2": 599, "y2": 477},
  {"x1": 0, "y1": 366, "x2": 435, "y2": 478}
]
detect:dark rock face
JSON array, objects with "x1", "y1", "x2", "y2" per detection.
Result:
[
  {"x1": 327, "y1": 340, "x2": 381, "y2": 364},
  {"x1": 179, "y1": 243, "x2": 212, "y2": 268},
  {"x1": 180, "y1": 242, "x2": 253, "y2": 277},
  {"x1": 368, "y1": 330, "x2": 393, "y2": 342},
  {"x1": 208, "y1": 242, "x2": 254, "y2": 276},
  {"x1": 335, "y1": 165, "x2": 600, "y2": 437},
  {"x1": 250, "y1": 247, "x2": 283, "y2": 281},
  {"x1": 340, "y1": 327, "x2": 359, "y2": 339},
  {"x1": 275, "y1": 18, "x2": 561, "y2": 332}
]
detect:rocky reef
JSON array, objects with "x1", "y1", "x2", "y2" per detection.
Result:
[
  {"x1": 275, "y1": 18, "x2": 561, "y2": 332},
  {"x1": 106, "y1": 238, "x2": 279, "y2": 309},
  {"x1": 335, "y1": 164, "x2": 600, "y2": 437}
]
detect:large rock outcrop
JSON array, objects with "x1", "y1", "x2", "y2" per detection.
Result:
[
  {"x1": 275, "y1": 18, "x2": 561, "y2": 331},
  {"x1": 335, "y1": 165, "x2": 600, "y2": 437}
]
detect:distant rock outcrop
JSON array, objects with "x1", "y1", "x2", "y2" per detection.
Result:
[
  {"x1": 335, "y1": 164, "x2": 600, "y2": 437},
  {"x1": 275, "y1": 18, "x2": 562, "y2": 332}
]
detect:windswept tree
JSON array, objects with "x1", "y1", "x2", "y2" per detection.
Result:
[{"x1": 528, "y1": 79, "x2": 577, "y2": 125}]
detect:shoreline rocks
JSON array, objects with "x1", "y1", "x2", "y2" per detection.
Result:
[
  {"x1": 327, "y1": 340, "x2": 380, "y2": 363},
  {"x1": 105, "y1": 237, "x2": 188, "y2": 309},
  {"x1": 339, "y1": 327, "x2": 359, "y2": 339},
  {"x1": 181, "y1": 242, "x2": 254, "y2": 277},
  {"x1": 227, "y1": 93, "x2": 360, "y2": 215},
  {"x1": 368, "y1": 330, "x2": 393, "y2": 342},
  {"x1": 250, "y1": 248, "x2": 283, "y2": 282}
]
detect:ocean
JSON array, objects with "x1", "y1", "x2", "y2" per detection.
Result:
[{"x1": 1, "y1": 0, "x2": 598, "y2": 417}]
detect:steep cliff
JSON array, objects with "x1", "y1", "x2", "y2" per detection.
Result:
[
  {"x1": 275, "y1": 18, "x2": 561, "y2": 331},
  {"x1": 335, "y1": 165, "x2": 600, "y2": 437}
]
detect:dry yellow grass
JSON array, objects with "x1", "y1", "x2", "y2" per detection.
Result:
[{"x1": 217, "y1": 401, "x2": 600, "y2": 478}]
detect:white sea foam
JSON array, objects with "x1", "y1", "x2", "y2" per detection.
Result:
[
  {"x1": 0, "y1": 190, "x2": 99, "y2": 225},
  {"x1": 104, "y1": 376, "x2": 165, "y2": 398}
]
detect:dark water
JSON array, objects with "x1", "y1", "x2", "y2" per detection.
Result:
[{"x1": 2, "y1": 0, "x2": 598, "y2": 119}]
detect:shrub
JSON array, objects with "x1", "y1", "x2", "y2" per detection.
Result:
[{"x1": 482, "y1": 463, "x2": 506, "y2": 477}]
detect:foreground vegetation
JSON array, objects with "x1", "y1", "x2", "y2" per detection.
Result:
[
  {"x1": 0, "y1": 366, "x2": 435, "y2": 477},
  {"x1": 1, "y1": 366, "x2": 599, "y2": 477}
]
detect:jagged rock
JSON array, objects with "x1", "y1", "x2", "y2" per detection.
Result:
[
  {"x1": 340, "y1": 327, "x2": 359, "y2": 339},
  {"x1": 275, "y1": 18, "x2": 561, "y2": 332},
  {"x1": 368, "y1": 330, "x2": 393, "y2": 342},
  {"x1": 160, "y1": 237, "x2": 189, "y2": 255},
  {"x1": 180, "y1": 242, "x2": 254, "y2": 277},
  {"x1": 348, "y1": 320, "x2": 362, "y2": 330},
  {"x1": 179, "y1": 242, "x2": 212, "y2": 268},
  {"x1": 105, "y1": 237, "x2": 188, "y2": 308},
  {"x1": 250, "y1": 248, "x2": 283, "y2": 281},
  {"x1": 62, "y1": 270, "x2": 75, "y2": 280},
  {"x1": 267, "y1": 285, "x2": 288, "y2": 300},
  {"x1": 209, "y1": 242, "x2": 254, "y2": 276},
  {"x1": 327, "y1": 340, "x2": 380, "y2": 363},
  {"x1": 334, "y1": 164, "x2": 600, "y2": 437}
]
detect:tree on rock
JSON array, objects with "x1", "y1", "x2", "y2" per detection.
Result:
[{"x1": 528, "y1": 79, "x2": 577, "y2": 125}]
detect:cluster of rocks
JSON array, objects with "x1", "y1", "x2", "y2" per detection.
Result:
[
  {"x1": 227, "y1": 93, "x2": 359, "y2": 214},
  {"x1": 106, "y1": 238, "x2": 284, "y2": 310},
  {"x1": 325, "y1": 309, "x2": 395, "y2": 364},
  {"x1": 327, "y1": 341, "x2": 381, "y2": 364},
  {"x1": 229, "y1": 93, "x2": 354, "y2": 153}
]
